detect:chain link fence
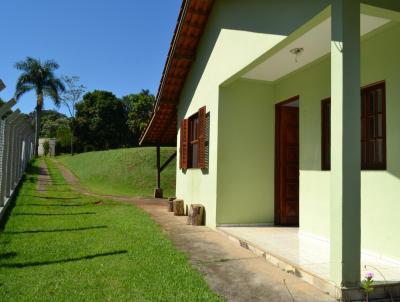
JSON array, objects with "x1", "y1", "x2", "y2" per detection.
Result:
[{"x1": 0, "y1": 99, "x2": 35, "y2": 221}]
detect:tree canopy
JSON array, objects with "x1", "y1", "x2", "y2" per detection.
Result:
[
  {"x1": 39, "y1": 110, "x2": 69, "y2": 137},
  {"x1": 122, "y1": 89, "x2": 155, "y2": 142},
  {"x1": 75, "y1": 90, "x2": 131, "y2": 150}
]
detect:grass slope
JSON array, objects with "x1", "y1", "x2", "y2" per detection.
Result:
[
  {"x1": 0, "y1": 159, "x2": 222, "y2": 302},
  {"x1": 58, "y1": 147, "x2": 176, "y2": 198}
]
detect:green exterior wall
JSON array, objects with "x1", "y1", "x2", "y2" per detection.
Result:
[
  {"x1": 360, "y1": 24, "x2": 400, "y2": 259},
  {"x1": 175, "y1": 0, "x2": 400, "y2": 262},
  {"x1": 216, "y1": 23, "x2": 400, "y2": 261},
  {"x1": 273, "y1": 23, "x2": 400, "y2": 261},
  {"x1": 217, "y1": 80, "x2": 275, "y2": 225},
  {"x1": 274, "y1": 57, "x2": 331, "y2": 239},
  {"x1": 176, "y1": 0, "x2": 330, "y2": 227}
]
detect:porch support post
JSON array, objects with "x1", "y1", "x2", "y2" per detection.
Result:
[
  {"x1": 154, "y1": 145, "x2": 163, "y2": 198},
  {"x1": 330, "y1": 0, "x2": 361, "y2": 287}
]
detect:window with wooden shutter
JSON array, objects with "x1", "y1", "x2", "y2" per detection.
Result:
[
  {"x1": 179, "y1": 119, "x2": 183, "y2": 169},
  {"x1": 181, "y1": 106, "x2": 208, "y2": 169},
  {"x1": 180, "y1": 119, "x2": 189, "y2": 170},
  {"x1": 188, "y1": 113, "x2": 199, "y2": 168},
  {"x1": 198, "y1": 106, "x2": 206, "y2": 169}
]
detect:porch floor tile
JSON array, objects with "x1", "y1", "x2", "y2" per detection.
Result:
[{"x1": 219, "y1": 227, "x2": 400, "y2": 283}]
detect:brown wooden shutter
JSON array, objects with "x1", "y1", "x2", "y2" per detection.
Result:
[
  {"x1": 180, "y1": 118, "x2": 189, "y2": 169},
  {"x1": 179, "y1": 119, "x2": 183, "y2": 169},
  {"x1": 198, "y1": 106, "x2": 207, "y2": 169}
]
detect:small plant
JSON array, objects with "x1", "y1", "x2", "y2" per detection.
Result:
[
  {"x1": 361, "y1": 272, "x2": 374, "y2": 302},
  {"x1": 43, "y1": 140, "x2": 50, "y2": 156}
]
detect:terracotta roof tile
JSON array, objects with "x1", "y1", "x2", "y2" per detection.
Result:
[{"x1": 140, "y1": 0, "x2": 214, "y2": 146}]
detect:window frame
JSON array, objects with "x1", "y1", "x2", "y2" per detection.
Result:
[
  {"x1": 321, "y1": 81, "x2": 387, "y2": 171},
  {"x1": 321, "y1": 98, "x2": 331, "y2": 171},
  {"x1": 188, "y1": 112, "x2": 200, "y2": 169},
  {"x1": 361, "y1": 81, "x2": 387, "y2": 170}
]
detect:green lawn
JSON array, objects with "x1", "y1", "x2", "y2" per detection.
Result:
[
  {"x1": 57, "y1": 147, "x2": 176, "y2": 198},
  {"x1": 0, "y1": 159, "x2": 222, "y2": 302}
]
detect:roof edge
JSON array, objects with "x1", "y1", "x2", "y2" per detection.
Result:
[{"x1": 139, "y1": 0, "x2": 191, "y2": 146}]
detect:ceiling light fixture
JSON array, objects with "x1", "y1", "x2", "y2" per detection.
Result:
[{"x1": 290, "y1": 47, "x2": 304, "y2": 63}]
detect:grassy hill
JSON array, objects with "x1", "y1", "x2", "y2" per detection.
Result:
[{"x1": 57, "y1": 147, "x2": 176, "y2": 198}]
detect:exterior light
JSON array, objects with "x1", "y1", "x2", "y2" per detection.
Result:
[{"x1": 290, "y1": 47, "x2": 304, "y2": 63}]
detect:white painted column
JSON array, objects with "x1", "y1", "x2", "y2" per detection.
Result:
[{"x1": 330, "y1": 0, "x2": 361, "y2": 287}]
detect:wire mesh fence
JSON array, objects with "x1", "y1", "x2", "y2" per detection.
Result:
[{"x1": 0, "y1": 99, "x2": 35, "y2": 220}]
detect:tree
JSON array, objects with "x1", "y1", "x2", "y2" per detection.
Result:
[
  {"x1": 55, "y1": 120, "x2": 73, "y2": 153},
  {"x1": 75, "y1": 90, "x2": 131, "y2": 150},
  {"x1": 60, "y1": 76, "x2": 86, "y2": 155},
  {"x1": 122, "y1": 89, "x2": 155, "y2": 145},
  {"x1": 33, "y1": 110, "x2": 71, "y2": 154},
  {"x1": 14, "y1": 57, "x2": 65, "y2": 156},
  {"x1": 43, "y1": 140, "x2": 50, "y2": 157},
  {"x1": 38, "y1": 110, "x2": 67, "y2": 137}
]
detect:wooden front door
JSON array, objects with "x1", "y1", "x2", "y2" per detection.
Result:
[{"x1": 275, "y1": 102, "x2": 299, "y2": 226}]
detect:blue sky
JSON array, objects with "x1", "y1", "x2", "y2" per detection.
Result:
[{"x1": 0, "y1": 0, "x2": 182, "y2": 115}]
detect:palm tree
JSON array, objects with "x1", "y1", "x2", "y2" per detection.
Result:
[{"x1": 14, "y1": 57, "x2": 65, "y2": 156}]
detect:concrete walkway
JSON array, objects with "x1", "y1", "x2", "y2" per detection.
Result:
[{"x1": 53, "y1": 159, "x2": 334, "y2": 302}]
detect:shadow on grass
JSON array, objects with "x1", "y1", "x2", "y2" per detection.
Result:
[
  {"x1": 0, "y1": 250, "x2": 128, "y2": 268},
  {"x1": 28, "y1": 164, "x2": 40, "y2": 176},
  {"x1": 22, "y1": 196, "x2": 81, "y2": 200},
  {"x1": 21, "y1": 203, "x2": 92, "y2": 207},
  {"x1": 14, "y1": 212, "x2": 96, "y2": 216},
  {"x1": 0, "y1": 252, "x2": 17, "y2": 259},
  {"x1": 0, "y1": 176, "x2": 24, "y2": 230},
  {"x1": 24, "y1": 189, "x2": 71, "y2": 193},
  {"x1": 4, "y1": 225, "x2": 107, "y2": 234}
]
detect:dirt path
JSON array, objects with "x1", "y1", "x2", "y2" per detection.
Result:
[
  {"x1": 51, "y1": 158, "x2": 334, "y2": 302},
  {"x1": 37, "y1": 160, "x2": 53, "y2": 192},
  {"x1": 52, "y1": 159, "x2": 154, "y2": 204}
]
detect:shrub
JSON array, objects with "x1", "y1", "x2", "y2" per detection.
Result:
[{"x1": 43, "y1": 140, "x2": 50, "y2": 156}]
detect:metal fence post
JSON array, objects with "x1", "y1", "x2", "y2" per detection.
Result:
[
  {"x1": 0, "y1": 119, "x2": 6, "y2": 207},
  {"x1": 0, "y1": 99, "x2": 17, "y2": 204},
  {"x1": 5, "y1": 113, "x2": 19, "y2": 199},
  {"x1": 0, "y1": 99, "x2": 35, "y2": 216}
]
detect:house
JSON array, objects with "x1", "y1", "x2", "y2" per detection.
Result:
[{"x1": 140, "y1": 0, "x2": 400, "y2": 298}]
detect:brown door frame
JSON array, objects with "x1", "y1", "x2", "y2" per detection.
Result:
[{"x1": 274, "y1": 95, "x2": 300, "y2": 226}]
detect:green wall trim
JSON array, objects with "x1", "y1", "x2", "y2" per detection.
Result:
[
  {"x1": 361, "y1": 3, "x2": 400, "y2": 21},
  {"x1": 361, "y1": 21, "x2": 398, "y2": 42},
  {"x1": 235, "y1": 77, "x2": 274, "y2": 86}
]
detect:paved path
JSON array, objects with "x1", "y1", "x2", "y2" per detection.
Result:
[{"x1": 52, "y1": 159, "x2": 334, "y2": 302}]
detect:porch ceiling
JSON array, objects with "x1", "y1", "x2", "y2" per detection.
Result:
[{"x1": 242, "y1": 14, "x2": 391, "y2": 82}]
